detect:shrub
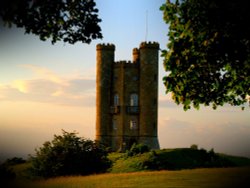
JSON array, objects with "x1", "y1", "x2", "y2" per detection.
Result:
[
  {"x1": 127, "y1": 144, "x2": 150, "y2": 157},
  {"x1": 190, "y1": 144, "x2": 198, "y2": 150},
  {"x1": 4, "y1": 157, "x2": 26, "y2": 166},
  {"x1": 110, "y1": 151, "x2": 157, "y2": 173},
  {"x1": 29, "y1": 130, "x2": 111, "y2": 178}
]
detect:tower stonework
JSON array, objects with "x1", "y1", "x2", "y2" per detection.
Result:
[
  {"x1": 96, "y1": 42, "x2": 160, "y2": 151},
  {"x1": 96, "y1": 44, "x2": 115, "y2": 146}
]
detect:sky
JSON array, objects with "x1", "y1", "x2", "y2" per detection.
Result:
[{"x1": 0, "y1": 0, "x2": 249, "y2": 162}]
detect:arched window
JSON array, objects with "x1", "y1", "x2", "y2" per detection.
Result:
[
  {"x1": 114, "y1": 93, "x2": 119, "y2": 106},
  {"x1": 130, "y1": 93, "x2": 138, "y2": 106}
]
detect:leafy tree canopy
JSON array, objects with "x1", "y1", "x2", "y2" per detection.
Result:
[
  {"x1": 29, "y1": 130, "x2": 110, "y2": 178},
  {"x1": 0, "y1": 0, "x2": 102, "y2": 44},
  {"x1": 160, "y1": 0, "x2": 250, "y2": 110}
]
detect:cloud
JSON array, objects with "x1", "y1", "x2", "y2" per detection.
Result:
[
  {"x1": 0, "y1": 65, "x2": 96, "y2": 107},
  {"x1": 12, "y1": 79, "x2": 60, "y2": 95},
  {"x1": 20, "y1": 64, "x2": 63, "y2": 83},
  {"x1": 12, "y1": 80, "x2": 29, "y2": 93}
]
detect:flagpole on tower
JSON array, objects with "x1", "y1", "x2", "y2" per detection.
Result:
[{"x1": 145, "y1": 10, "x2": 148, "y2": 42}]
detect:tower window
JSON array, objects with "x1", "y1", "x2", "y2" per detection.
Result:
[
  {"x1": 114, "y1": 93, "x2": 119, "y2": 106},
  {"x1": 130, "y1": 93, "x2": 138, "y2": 106},
  {"x1": 130, "y1": 120, "x2": 137, "y2": 130}
]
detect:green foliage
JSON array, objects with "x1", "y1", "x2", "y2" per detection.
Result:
[
  {"x1": 126, "y1": 143, "x2": 150, "y2": 157},
  {"x1": 110, "y1": 148, "x2": 241, "y2": 173},
  {"x1": 155, "y1": 148, "x2": 234, "y2": 170},
  {"x1": 108, "y1": 144, "x2": 153, "y2": 173},
  {"x1": 0, "y1": 0, "x2": 102, "y2": 44},
  {"x1": 3, "y1": 157, "x2": 26, "y2": 166},
  {"x1": 107, "y1": 152, "x2": 126, "y2": 162},
  {"x1": 0, "y1": 157, "x2": 26, "y2": 183},
  {"x1": 160, "y1": 0, "x2": 250, "y2": 110},
  {"x1": 110, "y1": 152, "x2": 157, "y2": 173},
  {"x1": 190, "y1": 144, "x2": 198, "y2": 150},
  {"x1": 29, "y1": 130, "x2": 111, "y2": 178},
  {"x1": 4, "y1": 150, "x2": 250, "y2": 187}
]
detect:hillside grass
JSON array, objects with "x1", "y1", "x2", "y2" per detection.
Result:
[
  {"x1": 3, "y1": 148, "x2": 250, "y2": 187},
  {"x1": 108, "y1": 148, "x2": 250, "y2": 173},
  {"x1": 7, "y1": 166, "x2": 250, "y2": 188}
]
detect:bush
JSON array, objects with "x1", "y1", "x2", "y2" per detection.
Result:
[
  {"x1": 110, "y1": 151, "x2": 157, "y2": 173},
  {"x1": 127, "y1": 144, "x2": 150, "y2": 157},
  {"x1": 29, "y1": 130, "x2": 111, "y2": 178},
  {"x1": 4, "y1": 157, "x2": 26, "y2": 166},
  {"x1": 110, "y1": 147, "x2": 239, "y2": 173},
  {"x1": 190, "y1": 144, "x2": 198, "y2": 150}
]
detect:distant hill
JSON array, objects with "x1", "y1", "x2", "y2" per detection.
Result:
[{"x1": 217, "y1": 153, "x2": 250, "y2": 166}]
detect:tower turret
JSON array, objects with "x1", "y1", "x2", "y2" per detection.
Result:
[
  {"x1": 139, "y1": 42, "x2": 160, "y2": 149},
  {"x1": 132, "y1": 48, "x2": 140, "y2": 63},
  {"x1": 96, "y1": 43, "x2": 115, "y2": 146}
]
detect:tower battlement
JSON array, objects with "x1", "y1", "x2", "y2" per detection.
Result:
[
  {"x1": 96, "y1": 42, "x2": 160, "y2": 151},
  {"x1": 140, "y1": 41, "x2": 159, "y2": 49},
  {"x1": 96, "y1": 43, "x2": 115, "y2": 51}
]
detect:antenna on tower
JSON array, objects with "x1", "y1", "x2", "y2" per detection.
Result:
[{"x1": 145, "y1": 10, "x2": 148, "y2": 42}]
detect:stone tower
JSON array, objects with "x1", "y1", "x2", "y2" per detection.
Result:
[{"x1": 96, "y1": 42, "x2": 160, "y2": 151}]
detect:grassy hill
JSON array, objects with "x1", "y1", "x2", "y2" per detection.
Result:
[
  {"x1": 108, "y1": 148, "x2": 250, "y2": 173},
  {"x1": 6, "y1": 166, "x2": 250, "y2": 188},
  {"x1": 2, "y1": 148, "x2": 250, "y2": 187}
]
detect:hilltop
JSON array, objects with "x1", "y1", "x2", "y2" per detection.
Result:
[
  {"x1": 2, "y1": 146, "x2": 250, "y2": 187},
  {"x1": 108, "y1": 147, "x2": 250, "y2": 173}
]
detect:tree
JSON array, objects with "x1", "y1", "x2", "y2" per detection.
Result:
[
  {"x1": 29, "y1": 130, "x2": 110, "y2": 178},
  {"x1": 160, "y1": 0, "x2": 250, "y2": 110},
  {"x1": 190, "y1": 144, "x2": 198, "y2": 150},
  {"x1": 0, "y1": 0, "x2": 102, "y2": 44}
]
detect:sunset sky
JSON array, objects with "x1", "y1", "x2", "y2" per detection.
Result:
[{"x1": 0, "y1": 0, "x2": 249, "y2": 161}]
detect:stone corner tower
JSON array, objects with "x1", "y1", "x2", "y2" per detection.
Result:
[{"x1": 96, "y1": 42, "x2": 160, "y2": 151}]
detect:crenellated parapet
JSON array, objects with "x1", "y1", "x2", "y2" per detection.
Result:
[
  {"x1": 139, "y1": 41, "x2": 159, "y2": 49},
  {"x1": 96, "y1": 43, "x2": 115, "y2": 51},
  {"x1": 114, "y1": 60, "x2": 138, "y2": 69}
]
